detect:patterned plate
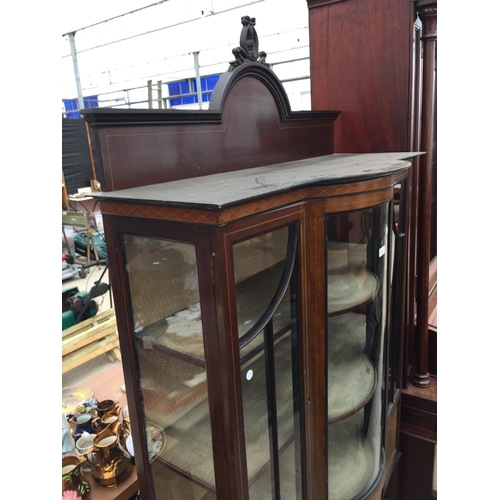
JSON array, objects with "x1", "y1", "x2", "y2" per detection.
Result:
[{"x1": 146, "y1": 422, "x2": 166, "y2": 463}]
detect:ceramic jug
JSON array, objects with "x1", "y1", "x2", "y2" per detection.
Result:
[
  {"x1": 84, "y1": 420, "x2": 132, "y2": 487},
  {"x1": 96, "y1": 399, "x2": 117, "y2": 417},
  {"x1": 76, "y1": 432, "x2": 97, "y2": 473},
  {"x1": 71, "y1": 413, "x2": 100, "y2": 437},
  {"x1": 100, "y1": 404, "x2": 122, "y2": 426},
  {"x1": 93, "y1": 404, "x2": 127, "y2": 436},
  {"x1": 62, "y1": 454, "x2": 91, "y2": 500},
  {"x1": 101, "y1": 405, "x2": 131, "y2": 449}
]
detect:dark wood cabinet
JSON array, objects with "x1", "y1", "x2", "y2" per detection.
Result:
[{"x1": 84, "y1": 63, "x2": 417, "y2": 500}]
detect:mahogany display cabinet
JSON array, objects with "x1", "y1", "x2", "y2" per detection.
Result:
[{"x1": 83, "y1": 62, "x2": 418, "y2": 500}]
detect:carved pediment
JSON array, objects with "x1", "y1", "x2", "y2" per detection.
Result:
[{"x1": 228, "y1": 16, "x2": 268, "y2": 71}]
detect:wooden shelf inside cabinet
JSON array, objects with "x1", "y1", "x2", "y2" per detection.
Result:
[
  {"x1": 136, "y1": 325, "x2": 206, "y2": 369},
  {"x1": 137, "y1": 346, "x2": 209, "y2": 432},
  {"x1": 249, "y1": 411, "x2": 378, "y2": 500},
  {"x1": 327, "y1": 242, "x2": 379, "y2": 316},
  {"x1": 152, "y1": 333, "x2": 297, "y2": 492},
  {"x1": 327, "y1": 411, "x2": 378, "y2": 500},
  {"x1": 327, "y1": 270, "x2": 379, "y2": 316},
  {"x1": 249, "y1": 439, "x2": 299, "y2": 497},
  {"x1": 149, "y1": 458, "x2": 216, "y2": 500},
  {"x1": 136, "y1": 263, "x2": 292, "y2": 365},
  {"x1": 327, "y1": 313, "x2": 376, "y2": 423},
  {"x1": 147, "y1": 315, "x2": 377, "y2": 494}
]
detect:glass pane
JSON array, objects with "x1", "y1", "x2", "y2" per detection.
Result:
[
  {"x1": 124, "y1": 236, "x2": 205, "y2": 363},
  {"x1": 233, "y1": 227, "x2": 289, "y2": 340},
  {"x1": 326, "y1": 204, "x2": 389, "y2": 499},
  {"x1": 388, "y1": 181, "x2": 406, "y2": 403},
  {"x1": 233, "y1": 225, "x2": 303, "y2": 500},
  {"x1": 388, "y1": 202, "x2": 398, "y2": 403},
  {"x1": 151, "y1": 460, "x2": 216, "y2": 500},
  {"x1": 122, "y1": 235, "x2": 216, "y2": 499}
]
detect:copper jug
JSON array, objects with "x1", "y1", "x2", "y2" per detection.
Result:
[
  {"x1": 98, "y1": 404, "x2": 131, "y2": 448},
  {"x1": 84, "y1": 420, "x2": 132, "y2": 487},
  {"x1": 92, "y1": 403, "x2": 121, "y2": 433},
  {"x1": 62, "y1": 454, "x2": 91, "y2": 500},
  {"x1": 100, "y1": 404, "x2": 122, "y2": 425}
]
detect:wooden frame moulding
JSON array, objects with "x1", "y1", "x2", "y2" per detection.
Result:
[
  {"x1": 99, "y1": 174, "x2": 399, "y2": 227},
  {"x1": 305, "y1": 197, "x2": 328, "y2": 500}
]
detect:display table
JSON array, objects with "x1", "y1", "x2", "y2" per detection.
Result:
[{"x1": 63, "y1": 358, "x2": 140, "y2": 499}]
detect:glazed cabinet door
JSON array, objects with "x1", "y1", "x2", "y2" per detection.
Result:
[
  {"x1": 105, "y1": 217, "x2": 220, "y2": 500},
  {"x1": 324, "y1": 203, "x2": 390, "y2": 499},
  {"x1": 219, "y1": 205, "x2": 307, "y2": 500}
]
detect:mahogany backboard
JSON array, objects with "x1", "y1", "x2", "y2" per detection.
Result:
[{"x1": 83, "y1": 63, "x2": 340, "y2": 192}]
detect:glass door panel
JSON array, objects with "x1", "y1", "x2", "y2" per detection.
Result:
[
  {"x1": 122, "y1": 235, "x2": 216, "y2": 499},
  {"x1": 234, "y1": 227, "x2": 289, "y2": 339},
  {"x1": 325, "y1": 204, "x2": 389, "y2": 499},
  {"x1": 233, "y1": 225, "x2": 303, "y2": 500}
]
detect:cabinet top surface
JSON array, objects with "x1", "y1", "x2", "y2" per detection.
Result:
[{"x1": 93, "y1": 152, "x2": 419, "y2": 210}]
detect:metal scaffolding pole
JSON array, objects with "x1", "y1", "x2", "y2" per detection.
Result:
[
  {"x1": 68, "y1": 32, "x2": 85, "y2": 111},
  {"x1": 193, "y1": 52, "x2": 203, "y2": 109}
]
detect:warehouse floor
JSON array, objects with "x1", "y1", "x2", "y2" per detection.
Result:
[{"x1": 62, "y1": 255, "x2": 121, "y2": 391}]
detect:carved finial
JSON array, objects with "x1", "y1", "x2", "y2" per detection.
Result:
[{"x1": 229, "y1": 16, "x2": 268, "y2": 71}]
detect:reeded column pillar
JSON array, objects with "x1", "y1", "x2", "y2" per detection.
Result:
[{"x1": 412, "y1": 4, "x2": 437, "y2": 388}]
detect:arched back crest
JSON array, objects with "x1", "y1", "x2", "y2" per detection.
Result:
[
  {"x1": 209, "y1": 62, "x2": 294, "y2": 120},
  {"x1": 83, "y1": 63, "x2": 340, "y2": 192}
]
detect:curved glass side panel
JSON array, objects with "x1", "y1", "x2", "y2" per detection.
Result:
[
  {"x1": 388, "y1": 181, "x2": 407, "y2": 404},
  {"x1": 326, "y1": 204, "x2": 389, "y2": 499},
  {"x1": 122, "y1": 235, "x2": 216, "y2": 499},
  {"x1": 233, "y1": 225, "x2": 303, "y2": 500}
]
